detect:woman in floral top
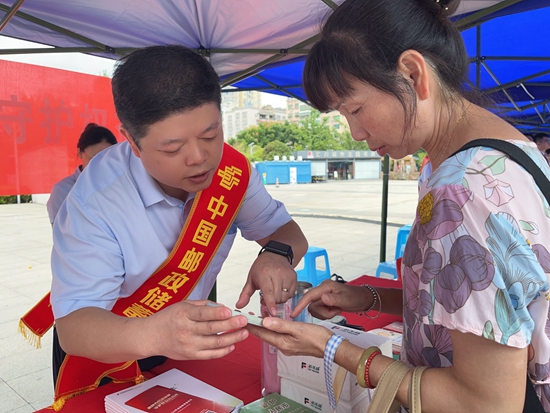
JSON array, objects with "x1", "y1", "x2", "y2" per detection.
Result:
[{"x1": 247, "y1": 0, "x2": 550, "y2": 411}]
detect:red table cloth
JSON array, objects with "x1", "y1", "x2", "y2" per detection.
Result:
[{"x1": 35, "y1": 275, "x2": 402, "y2": 412}]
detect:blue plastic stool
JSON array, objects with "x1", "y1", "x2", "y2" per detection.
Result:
[
  {"x1": 394, "y1": 223, "x2": 412, "y2": 259},
  {"x1": 296, "y1": 246, "x2": 331, "y2": 287},
  {"x1": 375, "y1": 260, "x2": 398, "y2": 280}
]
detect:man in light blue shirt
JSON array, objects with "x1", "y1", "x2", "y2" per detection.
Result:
[
  {"x1": 51, "y1": 45, "x2": 308, "y2": 383},
  {"x1": 46, "y1": 123, "x2": 117, "y2": 224},
  {"x1": 46, "y1": 167, "x2": 80, "y2": 224}
]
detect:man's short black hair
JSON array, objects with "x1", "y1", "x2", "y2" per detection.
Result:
[{"x1": 112, "y1": 45, "x2": 221, "y2": 144}]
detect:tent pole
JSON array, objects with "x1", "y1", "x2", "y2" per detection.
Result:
[
  {"x1": 515, "y1": 98, "x2": 550, "y2": 112},
  {"x1": 319, "y1": 0, "x2": 338, "y2": 10},
  {"x1": 455, "y1": 0, "x2": 522, "y2": 30},
  {"x1": 253, "y1": 74, "x2": 307, "y2": 102},
  {"x1": 221, "y1": 33, "x2": 320, "y2": 87},
  {"x1": 0, "y1": 47, "x2": 112, "y2": 55},
  {"x1": 222, "y1": 84, "x2": 302, "y2": 93},
  {"x1": 380, "y1": 154, "x2": 389, "y2": 263},
  {"x1": 476, "y1": 26, "x2": 481, "y2": 89},
  {"x1": 484, "y1": 68, "x2": 550, "y2": 95},
  {"x1": 0, "y1": 3, "x2": 119, "y2": 55},
  {"x1": 0, "y1": 0, "x2": 25, "y2": 32},
  {"x1": 481, "y1": 61, "x2": 521, "y2": 111}
]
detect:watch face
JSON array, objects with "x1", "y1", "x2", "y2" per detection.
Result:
[
  {"x1": 266, "y1": 240, "x2": 291, "y2": 254},
  {"x1": 261, "y1": 240, "x2": 294, "y2": 264}
]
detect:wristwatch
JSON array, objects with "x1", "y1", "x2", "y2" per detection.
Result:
[{"x1": 258, "y1": 240, "x2": 294, "y2": 265}]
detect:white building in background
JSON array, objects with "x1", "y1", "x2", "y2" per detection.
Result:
[
  {"x1": 221, "y1": 91, "x2": 287, "y2": 139},
  {"x1": 286, "y1": 97, "x2": 350, "y2": 133},
  {"x1": 320, "y1": 112, "x2": 350, "y2": 132},
  {"x1": 222, "y1": 90, "x2": 262, "y2": 112},
  {"x1": 286, "y1": 97, "x2": 311, "y2": 122},
  {"x1": 223, "y1": 106, "x2": 287, "y2": 139}
]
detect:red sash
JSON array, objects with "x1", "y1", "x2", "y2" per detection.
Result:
[
  {"x1": 21, "y1": 144, "x2": 250, "y2": 410},
  {"x1": 19, "y1": 292, "x2": 54, "y2": 348}
]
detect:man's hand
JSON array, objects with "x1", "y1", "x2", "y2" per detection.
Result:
[
  {"x1": 235, "y1": 252, "x2": 297, "y2": 316},
  {"x1": 147, "y1": 300, "x2": 250, "y2": 360},
  {"x1": 56, "y1": 301, "x2": 250, "y2": 363}
]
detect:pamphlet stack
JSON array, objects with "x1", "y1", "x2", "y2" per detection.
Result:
[{"x1": 104, "y1": 368, "x2": 244, "y2": 413}]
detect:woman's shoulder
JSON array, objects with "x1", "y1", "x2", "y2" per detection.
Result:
[{"x1": 425, "y1": 139, "x2": 547, "y2": 190}]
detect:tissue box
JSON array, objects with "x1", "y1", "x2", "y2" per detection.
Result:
[
  {"x1": 277, "y1": 321, "x2": 392, "y2": 401},
  {"x1": 281, "y1": 377, "x2": 373, "y2": 413}
]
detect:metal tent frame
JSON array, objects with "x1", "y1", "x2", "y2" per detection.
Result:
[
  {"x1": 1, "y1": 0, "x2": 549, "y2": 264},
  {"x1": 3, "y1": 0, "x2": 547, "y2": 113}
]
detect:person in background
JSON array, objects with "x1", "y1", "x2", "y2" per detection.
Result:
[
  {"x1": 533, "y1": 132, "x2": 550, "y2": 163},
  {"x1": 48, "y1": 45, "x2": 308, "y2": 405},
  {"x1": 46, "y1": 123, "x2": 117, "y2": 224},
  {"x1": 248, "y1": 0, "x2": 550, "y2": 411}
]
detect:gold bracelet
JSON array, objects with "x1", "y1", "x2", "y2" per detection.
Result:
[{"x1": 356, "y1": 346, "x2": 381, "y2": 388}]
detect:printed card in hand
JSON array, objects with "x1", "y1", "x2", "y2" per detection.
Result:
[{"x1": 232, "y1": 309, "x2": 264, "y2": 327}]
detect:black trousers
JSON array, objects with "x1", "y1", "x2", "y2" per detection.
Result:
[{"x1": 52, "y1": 326, "x2": 166, "y2": 388}]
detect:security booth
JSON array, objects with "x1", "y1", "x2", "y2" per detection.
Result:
[
  {"x1": 255, "y1": 160, "x2": 312, "y2": 184},
  {"x1": 295, "y1": 150, "x2": 381, "y2": 181}
]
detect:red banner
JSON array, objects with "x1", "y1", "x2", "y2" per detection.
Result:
[{"x1": 0, "y1": 59, "x2": 121, "y2": 195}]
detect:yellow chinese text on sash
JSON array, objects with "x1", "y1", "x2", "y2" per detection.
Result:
[{"x1": 24, "y1": 144, "x2": 250, "y2": 410}]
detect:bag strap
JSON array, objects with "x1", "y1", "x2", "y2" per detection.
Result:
[
  {"x1": 452, "y1": 138, "x2": 547, "y2": 413},
  {"x1": 366, "y1": 360, "x2": 410, "y2": 413},
  {"x1": 408, "y1": 366, "x2": 428, "y2": 412},
  {"x1": 332, "y1": 365, "x2": 348, "y2": 412},
  {"x1": 452, "y1": 139, "x2": 550, "y2": 204}
]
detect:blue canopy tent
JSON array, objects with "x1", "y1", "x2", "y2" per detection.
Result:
[
  {"x1": 0, "y1": 0, "x2": 548, "y2": 264},
  {"x1": 225, "y1": 0, "x2": 550, "y2": 134},
  {"x1": 461, "y1": 2, "x2": 550, "y2": 134},
  {"x1": 218, "y1": 0, "x2": 550, "y2": 262},
  {"x1": 1, "y1": 0, "x2": 547, "y2": 130}
]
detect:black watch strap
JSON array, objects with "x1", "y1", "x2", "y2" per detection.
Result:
[{"x1": 258, "y1": 240, "x2": 294, "y2": 265}]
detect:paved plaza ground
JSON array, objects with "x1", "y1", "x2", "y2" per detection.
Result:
[{"x1": 0, "y1": 178, "x2": 419, "y2": 412}]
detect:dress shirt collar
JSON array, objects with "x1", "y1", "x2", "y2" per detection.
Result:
[{"x1": 128, "y1": 144, "x2": 195, "y2": 208}]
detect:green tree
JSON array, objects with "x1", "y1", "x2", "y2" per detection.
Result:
[
  {"x1": 234, "y1": 121, "x2": 301, "y2": 148},
  {"x1": 415, "y1": 148, "x2": 427, "y2": 170},
  {"x1": 263, "y1": 140, "x2": 292, "y2": 161},
  {"x1": 229, "y1": 121, "x2": 302, "y2": 161},
  {"x1": 226, "y1": 138, "x2": 264, "y2": 162},
  {"x1": 227, "y1": 110, "x2": 368, "y2": 158},
  {"x1": 336, "y1": 130, "x2": 369, "y2": 150},
  {"x1": 0, "y1": 195, "x2": 32, "y2": 204},
  {"x1": 296, "y1": 111, "x2": 340, "y2": 151}
]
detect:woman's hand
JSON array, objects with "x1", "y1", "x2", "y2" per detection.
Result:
[
  {"x1": 246, "y1": 317, "x2": 333, "y2": 358},
  {"x1": 291, "y1": 280, "x2": 372, "y2": 319}
]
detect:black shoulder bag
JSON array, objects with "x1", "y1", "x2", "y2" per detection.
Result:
[{"x1": 453, "y1": 138, "x2": 547, "y2": 413}]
